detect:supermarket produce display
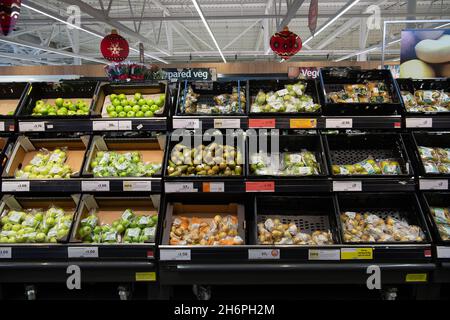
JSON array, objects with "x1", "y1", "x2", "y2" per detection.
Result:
[{"x1": 0, "y1": 68, "x2": 449, "y2": 300}]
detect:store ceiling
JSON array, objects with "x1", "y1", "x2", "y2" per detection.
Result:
[{"x1": 0, "y1": 0, "x2": 449, "y2": 66}]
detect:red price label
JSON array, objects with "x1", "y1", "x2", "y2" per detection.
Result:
[
  {"x1": 248, "y1": 118, "x2": 276, "y2": 128},
  {"x1": 245, "y1": 181, "x2": 275, "y2": 192}
]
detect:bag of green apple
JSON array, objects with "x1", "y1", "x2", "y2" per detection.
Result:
[
  {"x1": 137, "y1": 214, "x2": 158, "y2": 228},
  {"x1": 141, "y1": 226, "x2": 156, "y2": 242},
  {"x1": 21, "y1": 209, "x2": 44, "y2": 230},
  {"x1": 120, "y1": 209, "x2": 135, "y2": 227}
]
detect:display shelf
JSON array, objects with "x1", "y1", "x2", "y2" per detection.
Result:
[
  {"x1": 0, "y1": 260, "x2": 157, "y2": 283},
  {"x1": 18, "y1": 117, "x2": 168, "y2": 133},
  {"x1": 0, "y1": 82, "x2": 30, "y2": 133},
  {"x1": 434, "y1": 262, "x2": 450, "y2": 283},
  {"x1": 0, "y1": 178, "x2": 162, "y2": 193},
  {"x1": 172, "y1": 80, "x2": 247, "y2": 130}
]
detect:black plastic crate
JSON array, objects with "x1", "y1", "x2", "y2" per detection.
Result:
[
  {"x1": 323, "y1": 133, "x2": 412, "y2": 177},
  {"x1": 0, "y1": 82, "x2": 30, "y2": 118},
  {"x1": 246, "y1": 132, "x2": 328, "y2": 177},
  {"x1": 421, "y1": 192, "x2": 450, "y2": 244},
  {"x1": 252, "y1": 195, "x2": 341, "y2": 245},
  {"x1": 412, "y1": 131, "x2": 450, "y2": 177},
  {"x1": 247, "y1": 79, "x2": 322, "y2": 116},
  {"x1": 319, "y1": 68, "x2": 402, "y2": 115},
  {"x1": 164, "y1": 130, "x2": 246, "y2": 179},
  {"x1": 92, "y1": 82, "x2": 169, "y2": 118},
  {"x1": 396, "y1": 78, "x2": 450, "y2": 114},
  {"x1": 17, "y1": 81, "x2": 100, "y2": 119},
  {"x1": 175, "y1": 80, "x2": 247, "y2": 116},
  {"x1": 336, "y1": 192, "x2": 432, "y2": 244}
]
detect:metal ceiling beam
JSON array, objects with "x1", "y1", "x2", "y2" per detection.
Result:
[
  {"x1": 0, "y1": 52, "x2": 61, "y2": 65},
  {"x1": 0, "y1": 36, "x2": 107, "y2": 64},
  {"x1": 223, "y1": 19, "x2": 262, "y2": 50},
  {"x1": 20, "y1": 10, "x2": 447, "y2": 24},
  {"x1": 255, "y1": 0, "x2": 272, "y2": 51},
  {"x1": 277, "y1": 0, "x2": 305, "y2": 31},
  {"x1": 57, "y1": 0, "x2": 171, "y2": 56},
  {"x1": 315, "y1": 18, "x2": 359, "y2": 49}
]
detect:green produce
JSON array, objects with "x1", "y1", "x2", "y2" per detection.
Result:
[
  {"x1": 90, "y1": 151, "x2": 161, "y2": 178},
  {"x1": 183, "y1": 86, "x2": 246, "y2": 114},
  {"x1": 418, "y1": 146, "x2": 450, "y2": 174},
  {"x1": 250, "y1": 151, "x2": 320, "y2": 176},
  {"x1": 32, "y1": 98, "x2": 89, "y2": 116},
  {"x1": 78, "y1": 209, "x2": 157, "y2": 244},
  {"x1": 15, "y1": 148, "x2": 73, "y2": 179},
  {"x1": 250, "y1": 82, "x2": 320, "y2": 113},
  {"x1": 167, "y1": 143, "x2": 243, "y2": 177},
  {"x1": 104, "y1": 92, "x2": 165, "y2": 118},
  {"x1": 331, "y1": 158, "x2": 401, "y2": 175},
  {"x1": 0, "y1": 206, "x2": 73, "y2": 243}
]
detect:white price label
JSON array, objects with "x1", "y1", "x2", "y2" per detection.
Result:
[
  {"x1": 19, "y1": 121, "x2": 45, "y2": 132},
  {"x1": 68, "y1": 247, "x2": 99, "y2": 258},
  {"x1": 419, "y1": 179, "x2": 448, "y2": 190},
  {"x1": 160, "y1": 249, "x2": 191, "y2": 261},
  {"x1": 2, "y1": 181, "x2": 30, "y2": 192},
  {"x1": 333, "y1": 181, "x2": 362, "y2": 192},
  {"x1": 123, "y1": 181, "x2": 152, "y2": 191},
  {"x1": 118, "y1": 120, "x2": 132, "y2": 131},
  {"x1": 0, "y1": 122, "x2": 5, "y2": 132},
  {"x1": 326, "y1": 118, "x2": 353, "y2": 129},
  {"x1": 81, "y1": 181, "x2": 110, "y2": 192},
  {"x1": 406, "y1": 118, "x2": 433, "y2": 128},
  {"x1": 214, "y1": 119, "x2": 241, "y2": 128},
  {"x1": 173, "y1": 118, "x2": 200, "y2": 129},
  {"x1": 92, "y1": 120, "x2": 118, "y2": 131},
  {"x1": 437, "y1": 246, "x2": 450, "y2": 258},
  {"x1": 165, "y1": 182, "x2": 197, "y2": 193},
  {"x1": 248, "y1": 249, "x2": 280, "y2": 260},
  {"x1": 206, "y1": 182, "x2": 225, "y2": 192},
  {"x1": 308, "y1": 249, "x2": 340, "y2": 261},
  {"x1": 0, "y1": 247, "x2": 11, "y2": 259}
]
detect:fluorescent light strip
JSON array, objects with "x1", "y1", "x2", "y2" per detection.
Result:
[
  {"x1": 191, "y1": 0, "x2": 227, "y2": 63},
  {"x1": 303, "y1": 0, "x2": 361, "y2": 46},
  {"x1": 0, "y1": 38, "x2": 107, "y2": 64},
  {"x1": 23, "y1": 3, "x2": 169, "y2": 64}
]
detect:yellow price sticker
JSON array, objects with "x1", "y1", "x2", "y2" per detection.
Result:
[
  {"x1": 340, "y1": 248, "x2": 373, "y2": 260},
  {"x1": 290, "y1": 118, "x2": 317, "y2": 129},
  {"x1": 135, "y1": 272, "x2": 156, "y2": 282},
  {"x1": 405, "y1": 273, "x2": 427, "y2": 283}
]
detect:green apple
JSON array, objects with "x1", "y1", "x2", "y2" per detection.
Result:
[
  {"x1": 123, "y1": 105, "x2": 132, "y2": 113},
  {"x1": 118, "y1": 111, "x2": 127, "y2": 118},
  {"x1": 132, "y1": 105, "x2": 140, "y2": 112},
  {"x1": 76, "y1": 109, "x2": 85, "y2": 115},
  {"x1": 55, "y1": 98, "x2": 64, "y2": 107},
  {"x1": 106, "y1": 105, "x2": 115, "y2": 113},
  {"x1": 144, "y1": 111, "x2": 154, "y2": 117},
  {"x1": 127, "y1": 111, "x2": 135, "y2": 118},
  {"x1": 23, "y1": 165, "x2": 33, "y2": 173},
  {"x1": 68, "y1": 110, "x2": 76, "y2": 116},
  {"x1": 36, "y1": 233, "x2": 46, "y2": 242},
  {"x1": 155, "y1": 97, "x2": 164, "y2": 107},
  {"x1": 110, "y1": 94, "x2": 117, "y2": 101},
  {"x1": 63, "y1": 100, "x2": 73, "y2": 109},
  {"x1": 69, "y1": 103, "x2": 77, "y2": 111},
  {"x1": 115, "y1": 105, "x2": 123, "y2": 113},
  {"x1": 138, "y1": 99, "x2": 146, "y2": 106},
  {"x1": 134, "y1": 93, "x2": 142, "y2": 100},
  {"x1": 57, "y1": 229, "x2": 67, "y2": 239},
  {"x1": 112, "y1": 99, "x2": 121, "y2": 107},
  {"x1": 76, "y1": 100, "x2": 86, "y2": 109},
  {"x1": 120, "y1": 99, "x2": 129, "y2": 107},
  {"x1": 136, "y1": 111, "x2": 144, "y2": 117},
  {"x1": 109, "y1": 111, "x2": 118, "y2": 118},
  {"x1": 146, "y1": 99, "x2": 155, "y2": 106},
  {"x1": 82, "y1": 106, "x2": 90, "y2": 113},
  {"x1": 141, "y1": 105, "x2": 150, "y2": 113},
  {"x1": 36, "y1": 100, "x2": 45, "y2": 106},
  {"x1": 118, "y1": 94, "x2": 126, "y2": 100},
  {"x1": 150, "y1": 105, "x2": 159, "y2": 113}
]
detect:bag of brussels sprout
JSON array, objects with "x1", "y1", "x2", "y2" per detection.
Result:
[
  {"x1": 282, "y1": 151, "x2": 320, "y2": 176},
  {"x1": 123, "y1": 227, "x2": 141, "y2": 243},
  {"x1": 90, "y1": 151, "x2": 160, "y2": 177},
  {"x1": 141, "y1": 226, "x2": 156, "y2": 242},
  {"x1": 380, "y1": 159, "x2": 402, "y2": 175}
]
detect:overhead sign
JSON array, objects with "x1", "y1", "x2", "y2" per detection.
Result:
[
  {"x1": 162, "y1": 68, "x2": 217, "y2": 82},
  {"x1": 288, "y1": 66, "x2": 320, "y2": 79}
]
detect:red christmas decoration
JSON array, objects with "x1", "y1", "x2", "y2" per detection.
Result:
[
  {"x1": 0, "y1": 0, "x2": 21, "y2": 36},
  {"x1": 100, "y1": 29, "x2": 129, "y2": 62},
  {"x1": 270, "y1": 26, "x2": 302, "y2": 60}
]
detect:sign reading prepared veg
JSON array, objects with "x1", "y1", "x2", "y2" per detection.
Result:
[{"x1": 162, "y1": 68, "x2": 217, "y2": 82}]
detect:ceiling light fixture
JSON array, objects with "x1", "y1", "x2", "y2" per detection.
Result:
[
  {"x1": 22, "y1": 3, "x2": 169, "y2": 64},
  {"x1": 191, "y1": 0, "x2": 227, "y2": 63},
  {"x1": 303, "y1": 0, "x2": 362, "y2": 46}
]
